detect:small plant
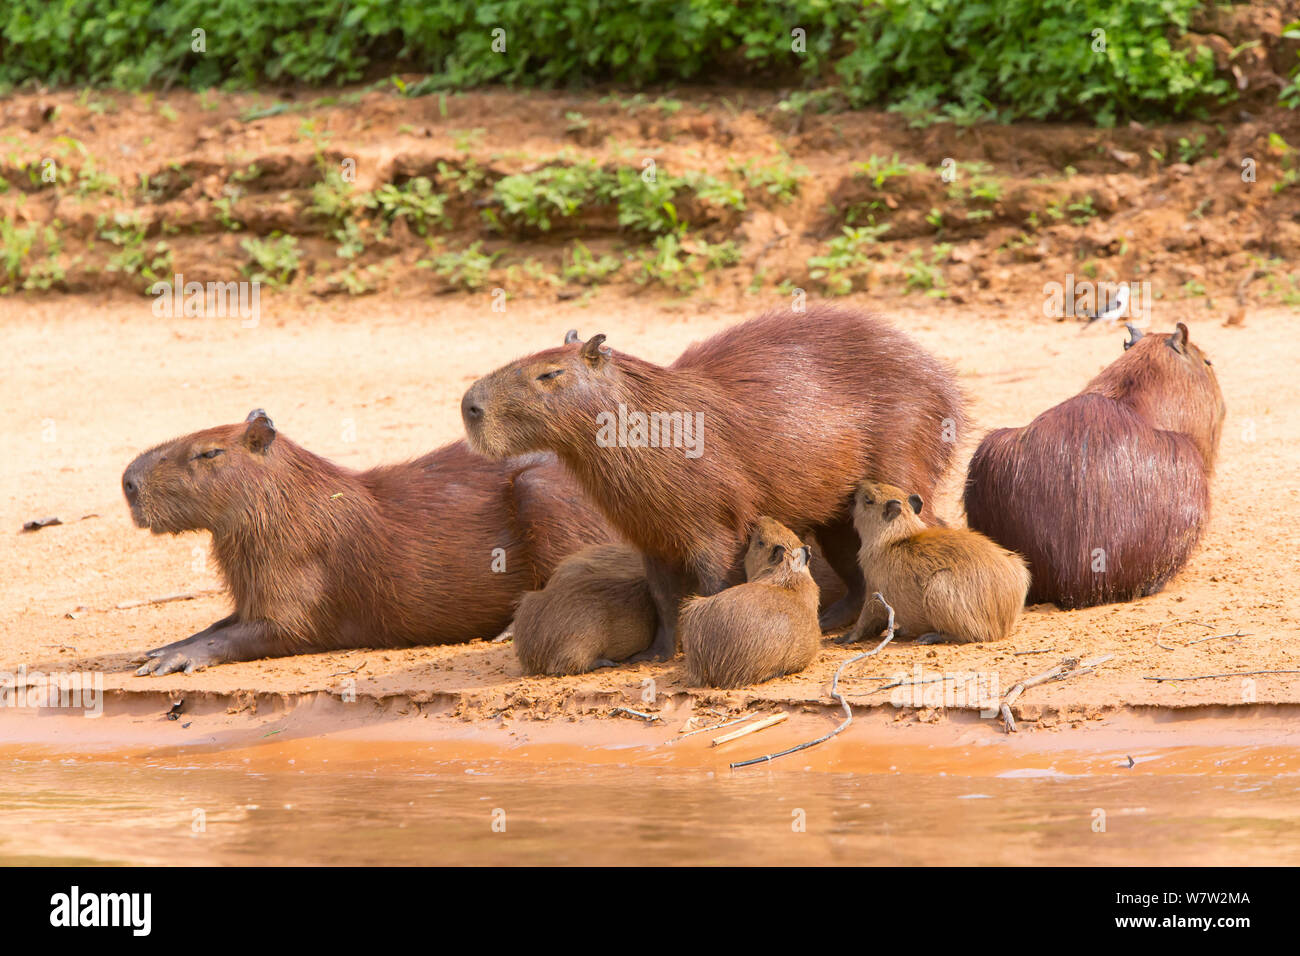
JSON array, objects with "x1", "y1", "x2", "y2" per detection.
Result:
[
  {"x1": 731, "y1": 156, "x2": 807, "y2": 203},
  {"x1": 492, "y1": 162, "x2": 612, "y2": 231},
  {"x1": 369, "y1": 177, "x2": 449, "y2": 235},
  {"x1": 419, "y1": 241, "x2": 497, "y2": 290},
  {"x1": 635, "y1": 233, "x2": 702, "y2": 292},
  {"x1": 857, "y1": 154, "x2": 913, "y2": 189},
  {"x1": 808, "y1": 225, "x2": 888, "y2": 295},
  {"x1": 241, "y1": 233, "x2": 301, "y2": 288},
  {"x1": 902, "y1": 246, "x2": 950, "y2": 297},
  {"x1": 1067, "y1": 195, "x2": 1098, "y2": 225},
  {"x1": 562, "y1": 241, "x2": 622, "y2": 285},
  {"x1": 1176, "y1": 134, "x2": 1207, "y2": 164}
]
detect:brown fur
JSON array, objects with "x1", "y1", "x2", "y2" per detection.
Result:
[
  {"x1": 963, "y1": 323, "x2": 1224, "y2": 609},
  {"x1": 846, "y1": 481, "x2": 1030, "y2": 644},
  {"x1": 461, "y1": 306, "x2": 967, "y2": 656},
  {"x1": 512, "y1": 544, "x2": 656, "y2": 676},
  {"x1": 681, "y1": 518, "x2": 821, "y2": 688},
  {"x1": 122, "y1": 409, "x2": 613, "y2": 673}
]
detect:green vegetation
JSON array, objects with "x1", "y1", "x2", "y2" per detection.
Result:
[
  {"x1": 241, "y1": 233, "x2": 301, "y2": 288},
  {"x1": 0, "y1": 0, "x2": 1226, "y2": 124},
  {"x1": 807, "y1": 225, "x2": 888, "y2": 296}
]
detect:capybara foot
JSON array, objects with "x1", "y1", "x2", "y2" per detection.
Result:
[
  {"x1": 818, "y1": 594, "x2": 864, "y2": 633},
  {"x1": 135, "y1": 634, "x2": 232, "y2": 676},
  {"x1": 629, "y1": 623, "x2": 676, "y2": 662},
  {"x1": 915, "y1": 631, "x2": 970, "y2": 645},
  {"x1": 592, "y1": 658, "x2": 618, "y2": 669}
]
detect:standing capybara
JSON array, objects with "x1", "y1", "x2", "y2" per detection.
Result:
[
  {"x1": 681, "y1": 518, "x2": 821, "y2": 688},
  {"x1": 963, "y1": 323, "x2": 1225, "y2": 609},
  {"x1": 460, "y1": 307, "x2": 966, "y2": 657},
  {"x1": 842, "y1": 480, "x2": 1030, "y2": 645},
  {"x1": 122, "y1": 409, "x2": 614, "y2": 674},
  {"x1": 512, "y1": 544, "x2": 657, "y2": 675}
]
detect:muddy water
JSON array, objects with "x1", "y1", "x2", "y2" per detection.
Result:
[{"x1": 3, "y1": 740, "x2": 1298, "y2": 865}]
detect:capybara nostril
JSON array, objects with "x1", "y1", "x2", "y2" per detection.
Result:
[
  {"x1": 462, "y1": 394, "x2": 484, "y2": 421},
  {"x1": 122, "y1": 475, "x2": 138, "y2": 502}
]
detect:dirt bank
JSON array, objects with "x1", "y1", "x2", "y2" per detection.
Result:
[{"x1": 2, "y1": 294, "x2": 1296, "y2": 737}]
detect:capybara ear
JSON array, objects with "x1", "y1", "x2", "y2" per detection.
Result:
[
  {"x1": 564, "y1": 329, "x2": 580, "y2": 345},
  {"x1": 1169, "y1": 322, "x2": 1189, "y2": 354},
  {"x1": 771, "y1": 543, "x2": 786, "y2": 563},
  {"x1": 1124, "y1": 323, "x2": 1144, "y2": 351},
  {"x1": 243, "y1": 411, "x2": 276, "y2": 454},
  {"x1": 791, "y1": 545, "x2": 810, "y2": 571},
  {"x1": 884, "y1": 500, "x2": 902, "y2": 521},
  {"x1": 245, "y1": 408, "x2": 273, "y2": 426},
  {"x1": 581, "y1": 333, "x2": 611, "y2": 367},
  {"x1": 908, "y1": 493, "x2": 923, "y2": 515}
]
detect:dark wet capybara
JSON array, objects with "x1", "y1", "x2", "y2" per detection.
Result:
[
  {"x1": 843, "y1": 480, "x2": 1030, "y2": 645},
  {"x1": 460, "y1": 306, "x2": 967, "y2": 658},
  {"x1": 511, "y1": 543, "x2": 656, "y2": 676},
  {"x1": 122, "y1": 410, "x2": 614, "y2": 674},
  {"x1": 681, "y1": 517, "x2": 821, "y2": 688},
  {"x1": 963, "y1": 323, "x2": 1225, "y2": 609}
]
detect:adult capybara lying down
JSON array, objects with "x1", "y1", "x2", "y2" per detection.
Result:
[
  {"x1": 964, "y1": 323, "x2": 1224, "y2": 609},
  {"x1": 681, "y1": 518, "x2": 821, "y2": 688},
  {"x1": 844, "y1": 480, "x2": 1029, "y2": 645},
  {"x1": 512, "y1": 544, "x2": 656, "y2": 676},
  {"x1": 461, "y1": 306, "x2": 966, "y2": 658},
  {"x1": 123, "y1": 410, "x2": 614, "y2": 674}
]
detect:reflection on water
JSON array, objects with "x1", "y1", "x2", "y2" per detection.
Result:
[{"x1": 2, "y1": 750, "x2": 1298, "y2": 865}]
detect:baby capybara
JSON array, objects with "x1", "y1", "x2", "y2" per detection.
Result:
[
  {"x1": 963, "y1": 323, "x2": 1224, "y2": 609},
  {"x1": 681, "y1": 518, "x2": 821, "y2": 688},
  {"x1": 461, "y1": 307, "x2": 966, "y2": 658},
  {"x1": 122, "y1": 410, "x2": 613, "y2": 674},
  {"x1": 843, "y1": 480, "x2": 1030, "y2": 645},
  {"x1": 512, "y1": 544, "x2": 656, "y2": 676}
]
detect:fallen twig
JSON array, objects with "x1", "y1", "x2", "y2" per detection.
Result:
[
  {"x1": 711, "y1": 712, "x2": 788, "y2": 746},
  {"x1": 111, "y1": 589, "x2": 223, "y2": 611},
  {"x1": 1144, "y1": 669, "x2": 1300, "y2": 683},
  {"x1": 1188, "y1": 630, "x2": 1254, "y2": 645},
  {"x1": 730, "y1": 592, "x2": 897, "y2": 770},
  {"x1": 611, "y1": 707, "x2": 662, "y2": 722},
  {"x1": 1000, "y1": 654, "x2": 1113, "y2": 733},
  {"x1": 328, "y1": 661, "x2": 367, "y2": 678},
  {"x1": 678, "y1": 713, "x2": 754, "y2": 738},
  {"x1": 1013, "y1": 648, "x2": 1055, "y2": 656}
]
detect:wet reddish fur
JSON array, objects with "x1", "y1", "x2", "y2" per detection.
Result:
[
  {"x1": 464, "y1": 306, "x2": 966, "y2": 586},
  {"x1": 963, "y1": 326, "x2": 1224, "y2": 609},
  {"x1": 124, "y1": 421, "x2": 613, "y2": 651}
]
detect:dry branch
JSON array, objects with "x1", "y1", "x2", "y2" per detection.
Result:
[{"x1": 730, "y1": 592, "x2": 897, "y2": 770}]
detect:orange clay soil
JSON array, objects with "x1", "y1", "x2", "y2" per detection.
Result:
[{"x1": 1, "y1": 293, "x2": 1296, "y2": 740}]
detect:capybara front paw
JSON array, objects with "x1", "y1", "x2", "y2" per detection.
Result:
[
  {"x1": 135, "y1": 635, "x2": 228, "y2": 676},
  {"x1": 818, "y1": 596, "x2": 864, "y2": 633}
]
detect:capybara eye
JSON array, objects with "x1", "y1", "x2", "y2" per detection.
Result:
[
  {"x1": 1204, "y1": 358, "x2": 1212, "y2": 366},
  {"x1": 536, "y1": 369, "x2": 564, "y2": 382},
  {"x1": 195, "y1": 449, "x2": 224, "y2": 460}
]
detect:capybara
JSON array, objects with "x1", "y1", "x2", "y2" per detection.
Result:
[
  {"x1": 681, "y1": 518, "x2": 821, "y2": 688},
  {"x1": 122, "y1": 409, "x2": 614, "y2": 674},
  {"x1": 461, "y1": 307, "x2": 966, "y2": 657},
  {"x1": 963, "y1": 322, "x2": 1224, "y2": 609},
  {"x1": 842, "y1": 480, "x2": 1030, "y2": 645},
  {"x1": 512, "y1": 544, "x2": 657, "y2": 675}
]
